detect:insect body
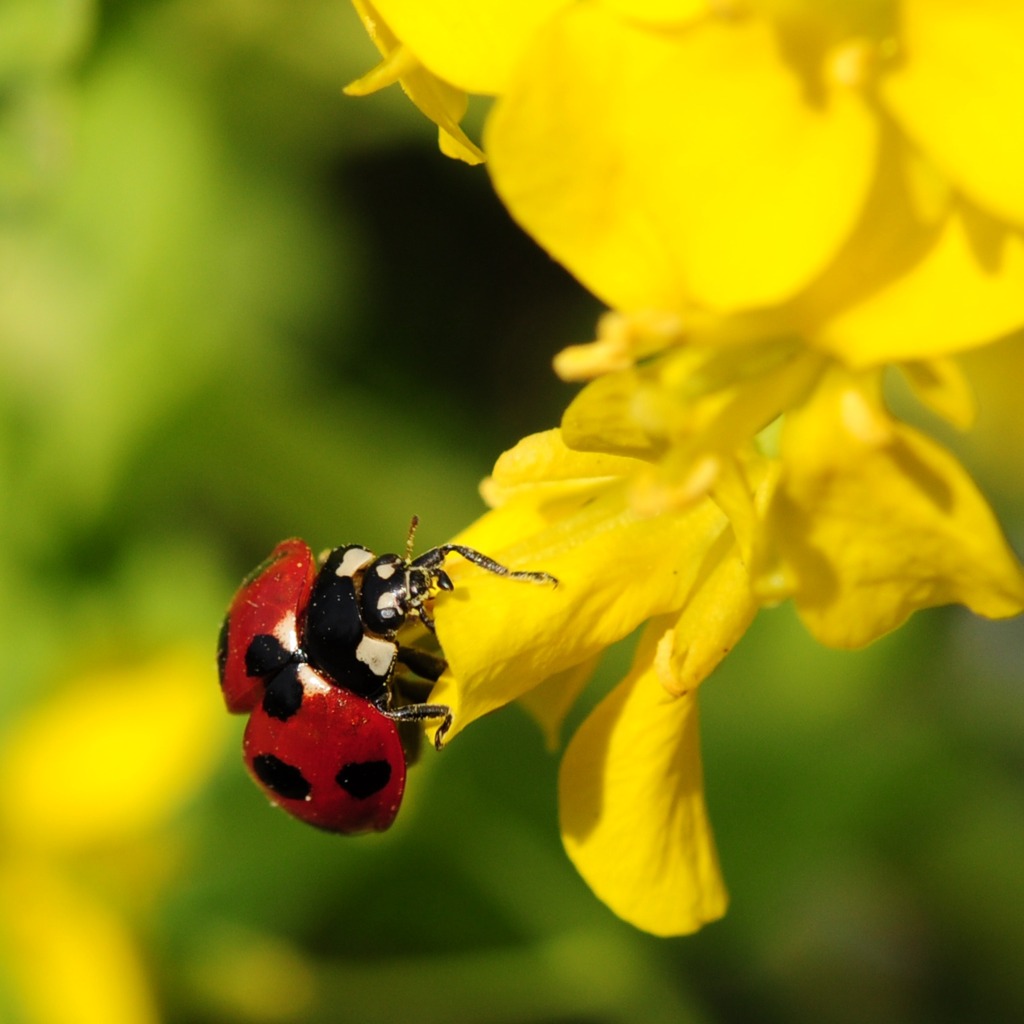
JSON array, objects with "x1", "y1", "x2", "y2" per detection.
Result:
[{"x1": 218, "y1": 521, "x2": 555, "y2": 833}]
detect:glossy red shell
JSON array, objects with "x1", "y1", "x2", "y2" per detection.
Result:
[
  {"x1": 218, "y1": 539, "x2": 316, "y2": 713},
  {"x1": 242, "y1": 668, "x2": 406, "y2": 834}
]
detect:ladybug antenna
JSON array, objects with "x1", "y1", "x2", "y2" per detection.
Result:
[
  {"x1": 404, "y1": 514, "x2": 420, "y2": 562},
  {"x1": 412, "y1": 544, "x2": 558, "y2": 588}
]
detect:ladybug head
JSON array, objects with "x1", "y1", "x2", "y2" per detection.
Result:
[{"x1": 359, "y1": 553, "x2": 453, "y2": 636}]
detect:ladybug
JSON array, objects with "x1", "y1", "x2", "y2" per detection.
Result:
[{"x1": 218, "y1": 519, "x2": 556, "y2": 834}]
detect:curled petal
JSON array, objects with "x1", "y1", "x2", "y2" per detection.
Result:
[
  {"x1": 559, "y1": 619, "x2": 727, "y2": 936},
  {"x1": 553, "y1": 309, "x2": 687, "y2": 382},
  {"x1": 755, "y1": 370, "x2": 1024, "y2": 647},
  {"x1": 658, "y1": 532, "x2": 758, "y2": 697},
  {"x1": 346, "y1": 0, "x2": 484, "y2": 164},
  {"x1": 480, "y1": 428, "x2": 649, "y2": 506}
]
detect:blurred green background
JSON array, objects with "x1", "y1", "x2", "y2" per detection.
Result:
[{"x1": 2, "y1": 2, "x2": 1024, "y2": 1022}]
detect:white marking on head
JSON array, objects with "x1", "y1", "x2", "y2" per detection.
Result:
[
  {"x1": 335, "y1": 547, "x2": 374, "y2": 578},
  {"x1": 376, "y1": 591, "x2": 400, "y2": 614},
  {"x1": 272, "y1": 611, "x2": 299, "y2": 653},
  {"x1": 375, "y1": 562, "x2": 397, "y2": 580},
  {"x1": 356, "y1": 635, "x2": 397, "y2": 678}
]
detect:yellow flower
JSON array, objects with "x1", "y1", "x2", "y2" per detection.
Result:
[
  {"x1": 428, "y1": 431, "x2": 756, "y2": 934},
  {"x1": 352, "y1": 0, "x2": 1024, "y2": 357},
  {"x1": 348, "y1": 0, "x2": 1024, "y2": 935},
  {"x1": 0, "y1": 651, "x2": 227, "y2": 1023}
]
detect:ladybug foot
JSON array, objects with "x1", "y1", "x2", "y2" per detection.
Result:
[{"x1": 385, "y1": 702, "x2": 453, "y2": 751}]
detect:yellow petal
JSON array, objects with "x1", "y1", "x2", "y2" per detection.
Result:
[
  {"x1": 436, "y1": 122, "x2": 485, "y2": 164},
  {"x1": 482, "y1": 428, "x2": 652, "y2": 507},
  {"x1": 815, "y1": 205, "x2": 1024, "y2": 365},
  {"x1": 517, "y1": 656, "x2": 601, "y2": 750},
  {"x1": 553, "y1": 309, "x2": 686, "y2": 382},
  {"x1": 0, "y1": 650, "x2": 227, "y2": 851},
  {"x1": 343, "y1": 38, "x2": 420, "y2": 94},
  {"x1": 346, "y1": 0, "x2": 484, "y2": 164},
  {"x1": 883, "y1": 0, "x2": 1024, "y2": 226},
  {"x1": 958, "y1": 335, "x2": 1024, "y2": 501},
  {"x1": 431, "y1": 442, "x2": 732, "y2": 740},
  {"x1": 562, "y1": 337, "x2": 824, "y2": 465},
  {"x1": 368, "y1": 0, "x2": 571, "y2": 94},
  {"x1": 2, "y1": 864, "x2": 159, "y2": 1024},
  {"x1": 709, "y1": 453, "x2": 765, "y2": 565},
  {"x1": 560, "y1": 365, "x2": 665, "y2": 460},
  {"x1": 559, "y1": 620, "x2": 727, "y2": 936},
  {"x1": 600, "y1": 0, "x2": 709, "y2": 27},
  {"x1": 755, "y1": 370, "x2": 1024, "y2": 647},
  {"x1": 898, "y1": 357, "x2": 976, "y2": 431},
  {"x1": 488, "y1": 6, "x2": 877, "y2": 312},
  {"x1": 658, "y1": 534, "x2": 758, "y2": 697}
]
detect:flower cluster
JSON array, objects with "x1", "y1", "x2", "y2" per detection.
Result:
[{"x1": 347, "y1": 0, "x2": 1024, "y2": 935}]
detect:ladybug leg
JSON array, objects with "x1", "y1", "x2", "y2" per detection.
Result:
[
  {"x1": 388, "y1": 675, "x2": 443, "y2": 764},
  {"x1": 413, "y1": 604, "x2": 438, "y2": 635},
  {"x1": 413, "y1": 544, "x2": 558, "y2": 588},
  {"x1": 396, "y1": 645, "x2": 447, "y2": 682},
  {"x1": 384, "y1": 702, "x2": 452, "y2": 751}
]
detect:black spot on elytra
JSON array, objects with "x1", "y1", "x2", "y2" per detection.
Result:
[
  {"x1": 216, "y1": 618, "x2": 229, "y2": 684},
  {"x1": 262, "y1": 665, "x2": 304, "y2": 721},
  {"x1": 245, "y1": 633, "x2": 291, "y2": 678},
  {"x1": 253, "y1": 753, "x2": 310, "y2": 801},
  {"x1": 336, "y1": 760, "x2": 392, "y2": 799}
]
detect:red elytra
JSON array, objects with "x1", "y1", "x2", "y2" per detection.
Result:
[
  {"x1": 242, "y1": 666, "x2": 406, "y2": 834},
  {"x1": 217, "y1": 539, "x2": 315, "y2": 714}
]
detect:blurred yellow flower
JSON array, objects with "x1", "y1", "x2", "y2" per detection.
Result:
[
  {"x1": 0, "y1": 651, "x2": 227, "y2": 1024},
  {"x1": 348, "y1": 0, "x2": 1024, "y2": 935}
]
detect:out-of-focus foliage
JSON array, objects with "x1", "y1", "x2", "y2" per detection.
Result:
[{"x1": 1, "y1": 1, "x2": 1022, "y2": 1022}]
